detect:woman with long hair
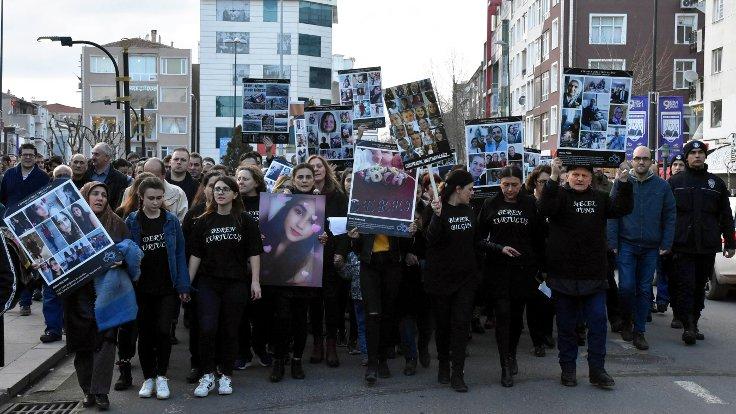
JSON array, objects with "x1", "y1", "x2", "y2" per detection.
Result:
[
  {"x1": 124, "y1": 177, "x2": 190, "y2": 400},
  {"x1": 53, "y1": 211, "x2": 83, "y2": 245},
  {"x1": 70, "y1": 203, "x2": 98, "y2": 235},
  {"x1": 234, "y1": 165, "x2": 272, "y2": 370},
  {"x1": 116, "y1": 172, "x2": 156, "y2": 219},
  {"x1": 268, "y1": 164, "x2": 324, "y2": 382},
  {"x1": 181, "y1": 170, "x2": 223, "y2": 384},
  {"x1": 306, "y1": 155, "x2": 349, "y2": 367},
  {"x1": 477, "y1": 166, "x2": 545, "y2": 387},
  {"x1": 63, "y1": 182, "x2": 136, "y2": 411},
  {"x1": 424, "y1": 170, "x2": 479, "y2": 392},
  {"x1": 188, "y1": 176, "x2": 262, "y2": 398}
]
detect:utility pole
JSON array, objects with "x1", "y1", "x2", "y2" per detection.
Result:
[
  {"x1": 279, "y1": 0, "x2": 284, "y2": 79},
  {"x1": 140, "y1": 107, "x2": 146, "y2": 157},
  {"x1": 649, "y1": 0, "x2": 659, "y2": 153},
  {"x1": 122, "y1": 47, "x2": 131, "y2": 156}
]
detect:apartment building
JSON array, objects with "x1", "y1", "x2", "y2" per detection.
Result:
[{"x1": 703, "y1": 0, "x2": 733, "y2": 143}]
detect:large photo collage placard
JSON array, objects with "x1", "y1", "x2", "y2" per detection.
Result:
[
  {"x1": 465, "y1": 117, "x2": 524, "y2": 197},
  {"x1": 385, "y1": 78, "x2": 453, "y2": 169},
  {"x1": 559, "y1": 68, "x2": 633, "y2": 167},
  {"x1": 338, "y1": 67, "x2": 386, "y2": 130},
  {"x1": 303, "y1": 104, "x2": 355, "y2": 166},
  {"x1": 242, "y1": 78, "x2": 290, "y2": 144},
  {"x1": 4, "y1": 180, "x2": 117, "y2": 296}
]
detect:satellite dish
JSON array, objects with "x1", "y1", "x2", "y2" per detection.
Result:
[
  {"x1": 683, "y1": 70, "x2": 699, "y2": 83},
  {"x1": 518, "y1": 96, "x2": 526, "y2": 105}
]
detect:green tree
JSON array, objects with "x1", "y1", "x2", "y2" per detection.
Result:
[{"x1": 221, "y1": 125, "x2": 253, "y2": 173}]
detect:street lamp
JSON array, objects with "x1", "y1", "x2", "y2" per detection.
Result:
[
  {"x1": 659, "y1": 143, "x2": 671, "y2": 180},
  {"x1": 38, "y1": 36, "x2": 132, "y2": 155},
  {"x1": 494, "y1": 38, "x2": 511, "y2": 117},
  {"x1": 224, "y1": 37, "x2": 242, "y2": 134},
  {"x1": 191, "y1": 93, "x2": 198, "y2": 152}
]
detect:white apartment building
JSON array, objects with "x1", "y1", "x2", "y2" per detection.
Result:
[
  {"x1": 703, "y1": 0, "x2": 733, "y2": 142},
  {"x1": 200, "y1": 0, "x2": 337, "y2": 161}
]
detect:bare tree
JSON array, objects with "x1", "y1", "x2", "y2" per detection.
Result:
[
  {"x1": 588, "y1": 39, "x2": 675, "y2": 95},
  {"x1": 47, "y1": 114, "x2": 126, "y2": 159},
  {"x1": 428, "y1": 51, "x2": 470, "y2": 164}
]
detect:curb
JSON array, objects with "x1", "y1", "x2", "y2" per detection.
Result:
[{"x1": 0, "y1": 343, "x2": 68, "y2": 406}]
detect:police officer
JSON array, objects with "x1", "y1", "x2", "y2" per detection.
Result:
[{"x1": 669, "y1": 140, "x2": 735, "y2": 345}]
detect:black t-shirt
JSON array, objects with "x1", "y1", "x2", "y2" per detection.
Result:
[
  {"x1": 167, "y1": 172, "x2": 199, "y2": 207},
  {"x1": 190, "y1": 212, "x2": 263, "y2": 281},
  {"x1": 242, "y1": 195, "x2": 260, "y2": 223},
  {"x1": 138, "y1": 213, "x2": 174, "y2": 294}
]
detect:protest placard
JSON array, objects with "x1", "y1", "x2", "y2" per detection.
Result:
[
  {"x1": 338, "y1": 67, "x2": 386, "y2": 129},
  {"x1": 465, "y1": 116, "x2": 524, "y2": 198},
  {"x1": 304, "y1": 104, "x2": 355, "y2": 167},
  {"x1": 241, "y1": 78, "x2": 291, "y2": 144}
]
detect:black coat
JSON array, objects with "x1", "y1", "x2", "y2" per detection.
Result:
[
  {"x1": 669, "y1": 165, "x2": 736, "y2": 255},
  {"x1": 85, "y1": 166, "x2": 129, "y2": 211}
]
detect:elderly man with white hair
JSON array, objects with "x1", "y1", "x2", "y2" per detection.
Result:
[
  {"x1": 52, "y1": 164, "x2": 72, "y2": 180},
  {"x1": 85, "y1": 143, "x2": 129, "y2": 209}
]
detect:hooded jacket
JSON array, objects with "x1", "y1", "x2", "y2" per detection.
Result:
[{"x1": 607, "y1": 171, "x2": 676, "y2": 250}]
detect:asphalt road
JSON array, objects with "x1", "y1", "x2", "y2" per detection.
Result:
[{"x1": 4, "y1": 294, "x2": 736, "y2": 414}]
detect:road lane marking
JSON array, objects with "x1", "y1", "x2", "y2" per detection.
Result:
[{"x1": 675, "y1": 381, "x2": 726, "y2": 404}]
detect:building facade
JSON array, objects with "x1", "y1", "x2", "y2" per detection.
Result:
[
  {"x1": 487, "y1": 0, "x2": 704, "y2": 154},
  {"x1": 703, "y1": 0, "x2": 733, "y2": 144},
  {"x1": 199, "y1": 0, "x2": 337, "y2": 162},
  {"x1": 1, "y1": 93, "x2": 49, "y2": 156},
  {"x1": 81, "y1": 32, "x2": 192, "y2": 159}
]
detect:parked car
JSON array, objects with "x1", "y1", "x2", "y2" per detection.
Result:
[{"x1": 707, "y1": 197, "x2": 736, "y2": 300}]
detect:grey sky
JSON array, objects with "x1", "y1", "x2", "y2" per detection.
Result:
[{"x1": 4, "y1": 0, "x2": 486, "y2": 107}]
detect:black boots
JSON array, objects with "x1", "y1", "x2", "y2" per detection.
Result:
[
  {"x1": 450, "y1": 367, "x2": 468, "y2": 393},
  {"x1": 501, "y1": 356, "x2": 515, "y2": 387},
  {"x1": 113, "y1": 360, "x2": 132, "y2": 391},
  {"x1": 291, "y1": 358, "x2": 305, "y2": 379},
  {"x1": 560, "y1": 368, "x2": 577, "y2": 387},
  {"x1": 589, "y1": 369, "x2": 615, "y2": 389},
  {"x1": 682, "y1": 317, "x2": 697, "y2": 345},
  {"x1": 633, "y1": 332, "x2": 649, "y2": 350},
  {"x1": 94, "y1": 394, "x2": 110, "y2": 411},
  {"x1": 437, "y1": 360, "x2": 451, "y2": 384},
  {"x1": 309, "y1": 336, "x2": 324, "y2": 364},
  {"x1": 269, "y1": 358, "x2": 285, "y2": 382},
  {"x1": 325, "y1": 338, "x2": 340, "y2": 367},
  {"x1": 694, "y1": 317, "x2": 705, "y2": 340},
  {"x1": 403, "y1": 358, "x2": 417, "y2": 376},
  {"x1": 364, "y1": 364, "x2": 377, "y2": 386}
]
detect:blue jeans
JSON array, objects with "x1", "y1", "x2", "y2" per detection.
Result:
[
  {"x1": 19, "y1": 287, "x2": 32, "y2": 307},
  {"x1": 42, "y1": 284, "x2": 64, "y2": 335},
  {"x1": 353, "y1": 299, "x2": 367, "y2": 355},
  {"x1": 616, "y1": 242, "x2": 658, "y2": 333},
  {"x1": 654, "y1": 255, "x2": 671, "y2": 305},
  {"x1": 554, "y1": 290, "x2": 607, "y2": 371}
]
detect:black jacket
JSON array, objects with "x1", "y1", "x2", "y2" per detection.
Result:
[
  {"x1": 669, "y1": 165, "x2": 735, "y2": 254},
  {"x1": 538, "y1": 179, "x2": 632, "y2": 282},
  {"x1": 85, "y1": 165, "x2": 129, "y2": 211}
]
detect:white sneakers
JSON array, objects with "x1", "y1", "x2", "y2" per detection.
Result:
[
  {"x1": 218, "y1": 375, "x2": 233, "y2": 395},
  {"x1": 138, "y1": 376, "x2": 170, "y2": 400},
  {"x1": 138, "y1": 379, "x2": 154, "y2": 398},
  {"x1": 155, "y1": 376, "x2": 170, "y2": 400},
  {"x1": 194, "y1": 373, "x2": 216, "y2": 397}
]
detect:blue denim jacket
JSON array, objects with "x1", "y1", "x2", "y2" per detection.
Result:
[
  {"x1": 607, "y1": 172, "x2": 676, "y2": 251},
  {"x1": 125, "y1": 210, "x2": 190, "y2": 294}
]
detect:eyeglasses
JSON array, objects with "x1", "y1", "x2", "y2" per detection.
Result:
[
  {"x1": 632, "y1": 157, "x2": 651, "y2": 162},
  {"x1": 20, "y1": 153, "x2": 35, "y2": 158},
  {"x1": 213, "y1": 187, "x2": 232, "y2": 194}
]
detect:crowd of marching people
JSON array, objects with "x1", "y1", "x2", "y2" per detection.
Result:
[{"x1": 0, "y1": 137, "x2": 733, "y2": 410}]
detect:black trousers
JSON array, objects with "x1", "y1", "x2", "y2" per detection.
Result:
[
  {"x1": 137, "y1": 293, "x2": 179, "y2": 379},
  {"x1": 606, "y1": 250, "x2": 621, "y2": 324},
  {"x1": 360, "y1": 256, "x2": 402, "y2": 366},
  {"x1": 527, "y1": 291, "x2": 554, "y2": 347},
  {"x1": 238, "y1": 292, "x2": 273, "y2": 359},
  {"x1": 430, "y1": 281, "x2": 476, "y2": 371},
  {"x1": 197, "y1": 277, "x2": 248, "y2": 376},
  {"x1": 494, "y1": 298, "x2": 526, "y2": 363},
  {"x1": 75, "y1": 333, "x2": 117, "y2": 395},
  {"x1": 671, "y1": 253, "x2": 715, "y2": 323},
  {"x1": 273, "y1": 292, "x2": 309, "y2": 359},
  {"x1": 116, "y1": 321, "x2": 137, "y2": 362}
]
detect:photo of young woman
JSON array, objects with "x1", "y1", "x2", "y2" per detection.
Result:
[
  {"x1": 52, "y1": 211, "x2": 84, "y2": 245},
  {"x1": 319, "y1": 112, "x2": 337, "y2": 134},
  {"x1": 259, "y1": 194, "x2": 326, "y2": 287}
]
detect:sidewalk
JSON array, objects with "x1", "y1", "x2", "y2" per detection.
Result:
[{"x1": 0, "y1": 301, "x2": 67, "y2": 405}]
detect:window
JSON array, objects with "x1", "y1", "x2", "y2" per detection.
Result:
[
  {"x1": 233, "y1": 64, "x2": 250, "y2": 86},
  {"x1": 130, "y1": 84, "x2": 157, "y2": 110},
  {"x1": 542, "y1": 111, "x2": 550, "y2": 140},
  {"x1": 541, "y1": 0, "x2": 550, "y2": 18},
  {"x1": 551, "y1": 62, "x2": 559, "y2": 92},
  {"x1": 160, "y1": 87, "x2": 188, "y2": 103},
  {"x1": 712, "y1": 48, "x2": 723, "y2": 74},
  {"x1": 533, "y1": 76, "x2": 542, "y2": 107},
  {"x1": 298, "y1": 34, "x2": 321, "y2": 57},
  {"x1": 216, "y1": 0, "x2": 250, "y2": 22},
  {"x1": 263, "y1": 0, "x2": 278, "y2": 22},
  {"x1": 129, "y1": 55, "x2": 157, "y2": 81},
  {"x1": 89, "y1": 85, "x2": 116, "y2": 101},
  {"x1": 714, "y1": 0, "x2": 724, "y2": 22},
  {"x1": 216, "y1": 96, "x2": 243, "y2": 117},
  {"x1": 673, "y1": 59, "x2": 696, "y2": 89},
  {"x1": 264, "y1": 64, "x2": 291, "y2": 79},
  {"x1": 309, "y1": 67, "x2": 331, "y2": 89},
  {"x1": 90, "y1": 56, "x2": 115, "y2": 74},
  {"x1": 552, "y1": 0, "x2": 559, "y2": 5},
  {"x1": 216, "y1": 32, "x2": 250, "y2": 54},
  {"x1": 160, "y1": 116, "x2": 187, "y2": 134},
  {"x1": 161, "y1": 58, "x2": 187, "y2": 75},
  {"x1": 675, "y1": 14, "x2": 697, "y2": 45},
  {"x1": 711, "y1": 100, "x2": 722, "y2": 127},
  {"x1": 551, "y1": 18, "x2": 559, "y2": 50},
  {"x1": 320, "y1": 99, "x2": 332, "y2": 105},
  {"x1": 299, "y1": 1, "x2": 332, "y2": 27},
  {"x1": 541, "y1": 71, "x2": 550, "y2": 102},
  {"x1": 550, "y1": 105, "x2": 558, "y2": 134},
  {"x1": 589, "y1": 14, "x2": 627, "y2": 45},
  {"x1": 91, "y1": 116, "x2": 117, "y2": 134},
  {"x1": 132, "y1": 114, "x2": 155, "y2": 139},
  {"x1": 588, "y1": 59, "x2": 626, "y2": 70},
  {"x1": 542, "y1": 30, "x2": 550, "y2": 61},
  {"x1": 277, "y1": 33, "x2": 291, "y2": 55}
]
